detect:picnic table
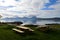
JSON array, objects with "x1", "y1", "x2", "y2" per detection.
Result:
[{"x1": 17, "y1": 26, "x2": 34, "y2": 32}]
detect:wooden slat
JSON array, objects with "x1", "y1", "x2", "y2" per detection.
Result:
[
  {"x1": 17, "y1": 26, "x2": 30, "y2": 29},
  {"x1": 12, "y1": 28, "x2": 24, "y2": 33},
  {"x1": 17, "y1": 26, "x2": 34, "y2": 32}
]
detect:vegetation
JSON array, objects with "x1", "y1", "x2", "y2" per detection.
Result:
[{"x1": 0, "y1": 24, "x2": 60, "y2": 40}]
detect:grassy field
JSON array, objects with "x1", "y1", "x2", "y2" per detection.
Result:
[{"x1": 0, "y1": 24, "x2": 60, "y2": 40}]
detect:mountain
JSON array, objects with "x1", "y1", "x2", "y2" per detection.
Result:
[
  {"x1": 37, "y1": 17, "x2": 60, "y2": 20},
  {"x1": 37, "y1": 17, "x2": 60, "y2": 21},
  {"x1": 1, "y1": 16, "x2": 60, "y2": 22},
  {"x1": 1, "y1": 16, "x2": 37, "y2": 22}
]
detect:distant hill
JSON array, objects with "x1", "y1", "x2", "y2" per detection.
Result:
[
  {"x1": 37, "y1": 17, "x2": 60, "y2": 20},
  {"x1": 1, "y1": 16, "x2": 60, "y2": 22},
  {"x1": 37, "y1": 17, "x2": 60, "y2": 21},
  {"x1": 1, "y1": 16, "x2": 37, "y2": 22}
]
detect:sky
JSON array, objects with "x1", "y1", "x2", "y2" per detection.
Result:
[{"x1": 0, "y1": 0, "x2": 60, "y2": 18}]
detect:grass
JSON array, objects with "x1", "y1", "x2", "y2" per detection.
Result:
[{"x1": 0, "y1": 24, "x2": 60, "y2": 40}]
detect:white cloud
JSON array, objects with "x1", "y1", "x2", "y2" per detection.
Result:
[{"x1": 0, "y1": 0, "x2": 60, "y2": 18}]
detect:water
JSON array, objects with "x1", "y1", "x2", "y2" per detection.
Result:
[
  {"x1": 22, "y1": 20, "x2": 60, "y2": 25},
  {"x1": 1, "y1": 19, "x2": 60, "y2": 25}
]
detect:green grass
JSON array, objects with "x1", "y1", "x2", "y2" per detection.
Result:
[{"x1": 0, "y1": 24, "x2": 60, "y2": 40}]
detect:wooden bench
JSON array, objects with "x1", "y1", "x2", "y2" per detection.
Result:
[
  {"x1": 12, "y1": 28, "x2": 24, "y2": 33},
  {"x1": 16, "y1": 26, "x2": 34, "y2": 32}
]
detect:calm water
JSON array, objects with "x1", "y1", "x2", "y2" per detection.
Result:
[
  {"x1": 22, "y1": 20, "x2": 60, "y2": 25},
  {"x1": 1, "y1": 19, "x2": 60, "y2": 25}
]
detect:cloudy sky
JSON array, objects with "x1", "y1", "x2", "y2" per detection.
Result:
[{"x1": 0, "y1": 0, "x2": 60, "y2": 18}]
